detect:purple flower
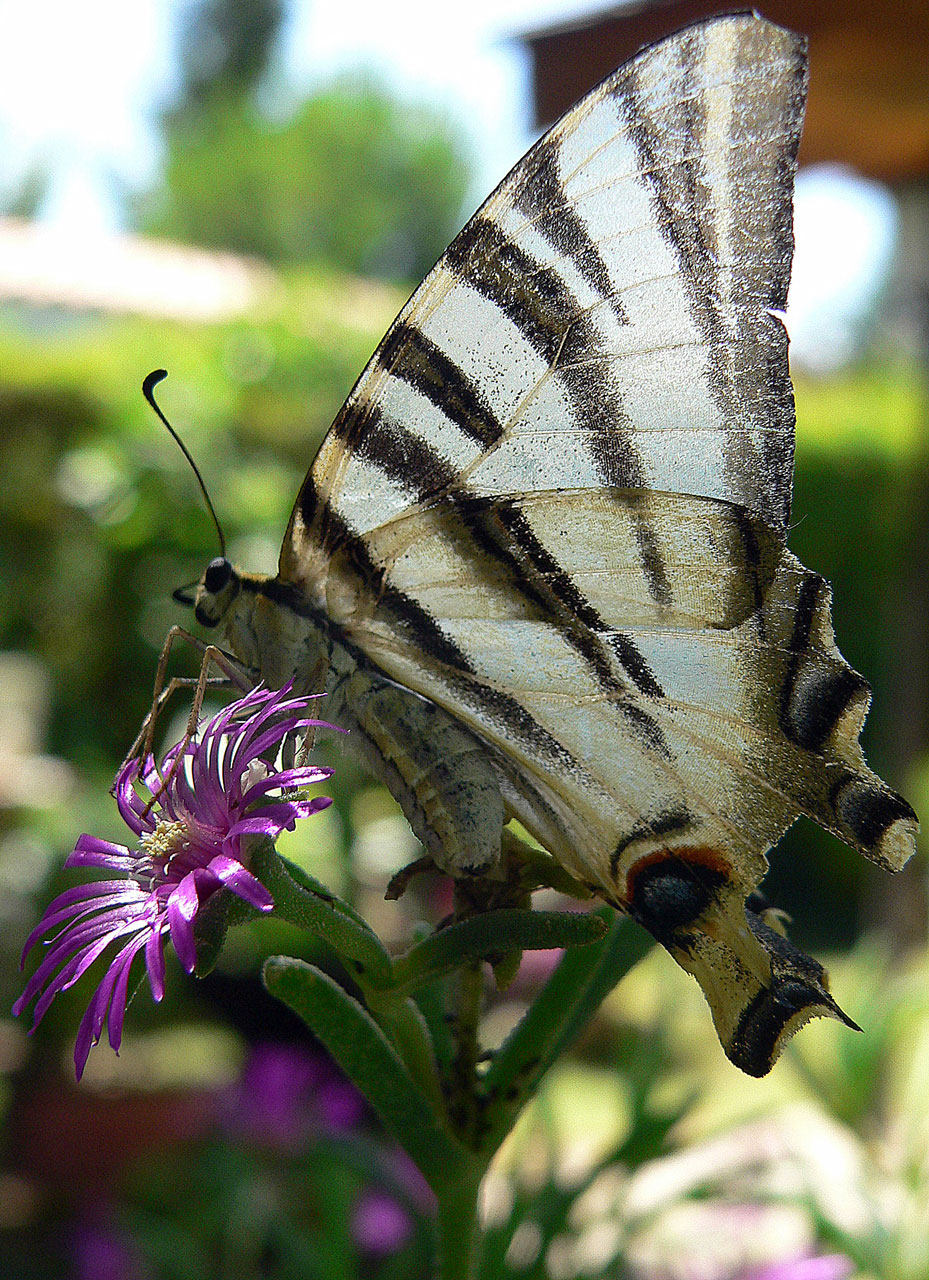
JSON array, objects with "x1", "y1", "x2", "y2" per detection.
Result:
[
  {"x1": 314, "y1": 1074, "x2": 367, "y2": 1132},
  {"x1": 71, "y1": 1215, "x2": 148, "y2": 1280},
  {"x1": 227, "y1": 1042, "x2": 365, "y2": 1149},
  {"x1": 352, "y1": 1189, "x2": 414, "y2": 1256},
  {"x1": 231, "y1": 1042, "x2": 326, "y2": 1148},
  {"x1": 14, "y1": 685, "x2": 334, "y2": 1079}
]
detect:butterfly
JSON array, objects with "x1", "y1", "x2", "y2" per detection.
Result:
[{"x1": 175, "y1": 13, "x2": 917, "y2": 1075}]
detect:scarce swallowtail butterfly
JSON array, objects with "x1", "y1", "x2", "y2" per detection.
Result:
[{"x1": 176, "y1": 14, "x2": 918, "y2": 1076}]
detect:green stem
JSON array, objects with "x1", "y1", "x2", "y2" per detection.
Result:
[
  {"x1": 435, "y1": 1169, "x2": 484, "y2": 1280},
  {"x1": 481, "y1": 913, "x2": 653, "y2": 1154},
  {"x1": 367, "y1": 990, "x2": 446, "y2": 1117},
  {"x1": 391, "y1": 908, "x2": 606, "y2": 991},
  {"x1": 448, "y1": 961, "x2": 485, "y2": 1144}
]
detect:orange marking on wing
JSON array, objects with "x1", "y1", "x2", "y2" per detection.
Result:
[{"x1": 622, "y1": 846, "x2": 734, "y2": 903}]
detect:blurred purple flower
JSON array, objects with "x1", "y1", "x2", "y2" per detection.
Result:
[
  {"x1": 229, "y1": 1042, "x2": 366, "y2": 1148},
  {"x1": 315, "y1": 1073, "x2": 367, "y2": 1132},
  {"x1": 352, "y1": 1189, "x2": 413, "y2": 1256},
  {"x1": 15, "y1": 685, "x2": 334, "y2": 1079},
  {"x1": 231, "y1": 1042, "x2": 325, "y2": 1147},
  {"x1": 385, "y1": 1145, "x2": 435, "y2": 1213},
  {"x1": 71, "y1": 1213, "x2": 148, "y2": 1280},
  {"x1": 742, "y1": 1253, "x2": 854, "y2": 1280}
]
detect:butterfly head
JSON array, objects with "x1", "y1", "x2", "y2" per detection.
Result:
[
  {"x1": 196, "y1": 556, "x2": 242, "y2": 627},
  {"x1": 173, "y1": 556, "x2": 241, "y2": 628}
]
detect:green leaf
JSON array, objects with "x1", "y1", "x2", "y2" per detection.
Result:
[
  {"x1": 480, "y1": 911, "x2": 653, "y2": 1154},
  {"x1": 263, "y1": 957, "x2": 471, "y2": 1192},
  {"x1": 193, "y1": 888, "x2": 262, "y2": 977},
  {"x1": 273, "y1": 850, "x2": 372, "y2": 931},
  {"x1": 366, "y1": 991, "x2": 446, "y2": 1115},
  {"x1": 393, "y1": 909, "x2": 607, "y2": 990},
  {"x1": 412, "y1": 973, "x2": 455, "y2": 1076},
  {"x1": 254, "y1": 846, "x2": 394, "y2": 989}
]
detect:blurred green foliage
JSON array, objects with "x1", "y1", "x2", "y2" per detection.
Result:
[
  {"x1": 137, "y1": 80, "x2": 472, "y2": 281},
  {"x1": 170, "y1": 0, "x2": 287, "y2": 111},
  {"x1": 137, "y1": 0, "x2": 473, "y2": 281},
  {"x1": 0, "y1": 270, "x2": 403, "y2": 768},
  {"x1": 766, "y1": 366, "x2": 928, "y2": 949}
]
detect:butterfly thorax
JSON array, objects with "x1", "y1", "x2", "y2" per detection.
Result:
[{"x1": 193, "y1": 557, "x2": 332, "y2": 692}]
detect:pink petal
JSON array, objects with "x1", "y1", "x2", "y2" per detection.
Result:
[
  {"x1": 30, "y1": 916, "x2": 149, "y2": 1025},
  {"x1": 226, "y1": 811, "x2": 299, "y2": 839},
  {"x1": 240, "y1": 767, "x2": 333, "y2": 806},
  {"x1": 18, "y1": 882, "x2": 141, "y2": 962},
  {"x1": 68, "y1": 836, "x2": 135, "y2": 868},
  {"x1": 208, "y1": 855, "x2": 274, "y2": 910},
  {"x1": 106, "y1": 942, "x2": 145, "y2": 1050},
  {"x1": 113, "y1": 761, "x2": 150, "y2": 835},
  {"x1": 74, "y1": 1001, "x2": 102, "y2": 1079},
  {"x1": 89, "y1": 935, "x2": 146, "y2": 1050},
  {"x1": 289, "y1": 796, "x2": 333, "y2": 818},
  {"x1": 166, "y1": 872, "x2": 199, "y2": 971},
  {"x1": 17, "y1": 905, "x2": 148, "y2": 1017},
  {"x1": 145, "y1": 928, "x2": 167, "y2": 1000},
  {"x1": 225, "y1": 696, "x2": 314, "y2": 780}
]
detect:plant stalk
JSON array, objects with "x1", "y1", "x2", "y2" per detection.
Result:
[
  {"x1": 435, "y1": 1168, "x2": 484, "y2": 1280},
  {"x1": 449, "y1": 960, "x2": 485, "y2": 1142}
]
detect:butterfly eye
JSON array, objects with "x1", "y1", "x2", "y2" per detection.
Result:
[{"x1": 204, "y1": 557, "x2": 233, "y2": 594}]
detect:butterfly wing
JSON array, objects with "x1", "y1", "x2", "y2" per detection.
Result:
[
  {"x1": 278, "y1": 15, "x2": 917, "y2": 1071},
  {"x1": 284, "y1": 13, "x2": 802, "y2": 571}
]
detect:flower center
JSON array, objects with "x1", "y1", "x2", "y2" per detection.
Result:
[{"x1": 140, "y1": 818, "x2": 191, "y2": 873}]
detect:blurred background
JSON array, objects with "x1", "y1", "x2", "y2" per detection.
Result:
[{"x1": 1, "y1": 1, "x2": 928, "y2": 1276}]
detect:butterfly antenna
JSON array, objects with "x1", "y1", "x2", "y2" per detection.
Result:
[{"x1": 142, "y1": 369, "x2": 226, "y2": 558}]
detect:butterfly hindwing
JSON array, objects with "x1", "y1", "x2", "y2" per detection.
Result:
[{"x1": 197, "y1": 15, "x2": 918, "y2": 1074}]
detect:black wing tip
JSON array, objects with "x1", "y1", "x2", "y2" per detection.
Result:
[{"x1": 727, "y1": 979, "x2": 857, "y2": 1077}]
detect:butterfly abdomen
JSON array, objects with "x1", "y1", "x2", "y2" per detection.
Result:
[{"x1": 325, "y1": 643, "x2": 507, "y2": 877}]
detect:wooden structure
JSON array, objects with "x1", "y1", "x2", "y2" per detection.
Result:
[{"x1": 520, "y1": 1, "x2": 929, "y2": 184}]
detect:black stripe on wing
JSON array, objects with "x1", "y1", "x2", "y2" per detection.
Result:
[
  {"x1": 378, "y1": 322, "x2": 505, "y2": 449},
  {"x1": 444, "y1": 216, "x2": 644, "y2": 487},
  {"x1": 831, "y1": 775, "x2": 918, "y2": 853},
  {"x1": 779, "y1": 575, "x2": 868, "y2": 753},
  {"x1": 332, "y1": 402, "x2": 668, "y2": 740},
  {"x1": 732, "y1": 506, "x2": 769, "y2": 641},
  {"x1": 616, "y1": 24, "x2": 803, "y2": 530},
  {"x1": 609, "y1": 806, "x2": 693, "y2": 878},
  {"x1": 443, "y1": 216, "x2": 673, "y2": 605},
  {"x1": 287, "y1": 477, "x2": 586, "y2": 776},
  {"x1": 353, "y1": 403, "x2": 458, "y2": 497},
  {"x1": 630, "y1": 511, "x2": 673, "y2": 610},
  {"x1": 514, "y1": 135, "x2": 628, "y2": 326}
]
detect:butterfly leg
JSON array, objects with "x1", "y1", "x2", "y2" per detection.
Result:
[
  {"x1": 125, "y1": 629, "x2": 258, "y2": 816},
  {"x1": 143, "y1": 645, "x2": 256, "y2": 816},
  {"x1": 128, "y1": 626, "x2": 254, "y2": 765},
  {"x1": 331, "y1": 664, "x2": 506, "y2": 878}
]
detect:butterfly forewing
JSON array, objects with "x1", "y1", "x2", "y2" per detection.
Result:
[
  {"x1": 284, "y1": 16, "x2": 801, "y2": 577},
  {"x1": 209, "y1": 15, "x2": 918, "y2": 1074}
]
